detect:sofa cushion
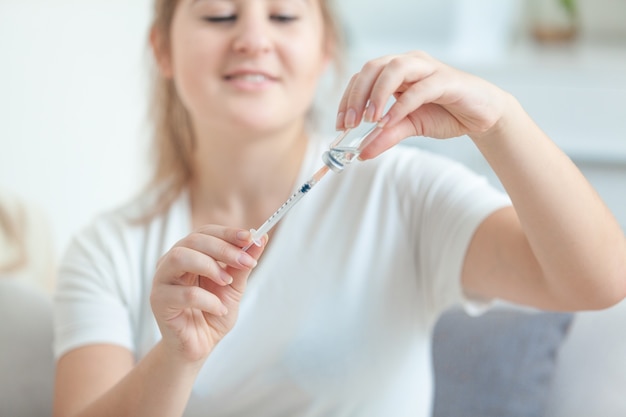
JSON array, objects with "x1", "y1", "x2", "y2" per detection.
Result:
[
  {"x1": 432, "y1": 307, "x2": 573, "y2": 417},
  {"x1": 0, "y1": 279, "x2": 55, "y2": 417},
  {"x1": 544, "y1": 300, "x2": 626, "y2": 417}
]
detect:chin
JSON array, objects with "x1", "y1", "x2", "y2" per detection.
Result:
[
  {"x1": 228, "y1": 106, "x2": 304, "y2": 133},
  {"x1": 233, "y1": 114, "x2": 281, "y2": 131}
]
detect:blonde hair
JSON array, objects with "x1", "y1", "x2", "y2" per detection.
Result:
[
  {"x1": 0, "y1": 193, "x2": 56, "y2": 292},
  {"x1": 142, "y1": 0, "x2": 345, "y2": 219},
  {"x1": 0, "y1": 203, "x2": 26, "y2": 274}
]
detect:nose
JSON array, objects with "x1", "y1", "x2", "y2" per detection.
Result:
[{"x1": 232, "y1": 15, "x2": 272, "y2": 55}]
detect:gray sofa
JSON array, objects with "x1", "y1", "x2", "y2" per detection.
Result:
[
  {"x1": 2, "y1": 280, "x2": 625, "y2": 417},
  {"x1": 433, "y1": 302, "x2": 626, "y2": 417}
]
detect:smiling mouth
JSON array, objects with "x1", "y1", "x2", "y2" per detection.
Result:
[{"x1": 225, "y1": 74, "x2": 273, "y2": 83}]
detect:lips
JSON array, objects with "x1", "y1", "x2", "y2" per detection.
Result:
[
  {"x1": 226, "y1": 73, "x2": 269, "y2": 83},
  {"x1": 224, "y1": 70, "x2": 278, "y2": 83}
]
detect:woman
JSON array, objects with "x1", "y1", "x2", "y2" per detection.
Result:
[{"x1": 53, "y1": 0, "x2": 626, "y2": 416}]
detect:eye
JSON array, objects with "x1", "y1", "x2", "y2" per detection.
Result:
[
  {"x1": 270, "y1": 14, "x2": 299, "y2": 23},
  {"x1": 203, "y1": 15, "x2": 237, "y2": 23}
]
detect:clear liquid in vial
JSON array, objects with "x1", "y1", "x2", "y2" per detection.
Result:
[{"x1": 327, "y1": 146, "x2": 360, "y2": 168}]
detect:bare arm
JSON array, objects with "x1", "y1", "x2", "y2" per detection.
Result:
[
  {"x1": 337, "y1": 51, "x2": 626, "y2": 311},
  {"x1": 53, "y1": 226, "x2": 266, "y2": 417},
  {"x1": 54, "y1": 343, "x2": 201, "y2": 417},
  {"x1": 463, "y1": 96, "x2": 626, "y2": 310}
]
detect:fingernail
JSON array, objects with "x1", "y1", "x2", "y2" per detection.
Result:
[
  {"x1": 345, "y1": 108, "x2": 357, "y2": 129},
  {"x1": 238, "y1": 252, "x2": 257, "y2": 269},
  {"x1": 237, "y1": 230, "x2": 250, "y2": 240},
  {"x1": 220, "y1": 306, "x2": 229, "y2": 316},
  {"x1": 364, "y1": 103, "x2": 376, "y2": 123},
  {"x1": 335, "y1": 111, "x2": 345, "y2": 130},
  {"x1": 220, "y1": 270, "x2": 234, "y2": 285},
  {"x1": 377, "y1": 114, "x2": 390, "y2": 128}
]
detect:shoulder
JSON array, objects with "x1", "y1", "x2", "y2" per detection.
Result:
[
  {"x1": 69, "y1": 193, "x2": 154, "y2": 254},
  {"x1": 61, "y1": 189, "x2": 189, "y2": 275},
  {"x1": 370, "y1": 143, "x2": 481, "y2": 180},
  {"x1": 340, "y1": 143, "x2": 490, "y2": 200}
]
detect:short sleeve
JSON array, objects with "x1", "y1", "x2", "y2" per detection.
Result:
[
  {"x1": 400, "y1": 148, "x2": 511, "y2": 315},
  {"x1": 53, "y1": 219, "x2": 135, "y2": 359}
]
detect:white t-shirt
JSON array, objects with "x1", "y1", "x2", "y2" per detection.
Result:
[{"x1": 54, "y1": 137, "x2": 510, "y2": 417}]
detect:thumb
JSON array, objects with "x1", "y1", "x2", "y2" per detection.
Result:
[
  {"x1": 358, "y1": 119, "x2": 417, "y2": 160},
  {"x1": 228, "y1": 235, "x2": 268, "y2": 292}
]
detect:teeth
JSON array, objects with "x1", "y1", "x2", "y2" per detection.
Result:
[{"x1": 232, "y1": 74, "x2": 268, "y2": 83}]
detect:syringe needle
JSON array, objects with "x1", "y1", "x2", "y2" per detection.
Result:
[{"x1": 243, "y1": 165, "x2": 330, "y2": 251}]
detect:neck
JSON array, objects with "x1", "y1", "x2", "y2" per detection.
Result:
[{"x1": 189, "y1": 121, "x2": 310, "y2": 230}]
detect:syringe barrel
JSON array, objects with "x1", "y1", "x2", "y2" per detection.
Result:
[{"x1": 243, "y1": 165, "x2": 330, "y2": 251}]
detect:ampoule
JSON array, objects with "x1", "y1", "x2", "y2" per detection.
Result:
[{"x1": 322, "y1": 122, "x2": 379, "y2": 173}]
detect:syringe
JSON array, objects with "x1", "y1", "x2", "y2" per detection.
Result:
[
  {"x1": 243, "y1": 164, "x2": 330, "y2": 251},
  {"x1": 243, "y1": 122, "x2": 379, "y2": 251}
]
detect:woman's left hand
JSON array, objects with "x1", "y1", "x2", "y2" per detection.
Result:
[{"x1": 336, "y1": 51, "x2": 510, "y2": 160}]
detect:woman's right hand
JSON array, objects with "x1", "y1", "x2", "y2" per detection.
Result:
[{"x1": 150, "y1": 226, "x2": 266, "y2": 364}]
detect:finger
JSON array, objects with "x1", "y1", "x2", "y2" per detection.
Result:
[
  {"x1": 195, "y1": 225, "x2": 255, "y2": 248},
  {"x1": 153, "y1": 284, "x2": 228, "y2": 317},
  {"x1": 228, "y1": 234, "x2": 268, "y2": 293},
  {"x1": 156, "y1": 246, "x2": 235, "y2": 286},
  {"x1": 379, "y1": 71, "x2": 446, "y2": 130},
  {"x1": 358, "y1": 119, "x2": 418, "y2": 160},
  {"x1": 180, "y1": 230, "x2": 258, "y2": 270},
  {"x1": 342, "y1": 56, "x2": 393, "y2": 129},
  {"x1": 336, "y1": 74, "x2": 357, "y2": 130},
  {"x1": 368, "y1": 55, "x2": 436, "y2": 126}
]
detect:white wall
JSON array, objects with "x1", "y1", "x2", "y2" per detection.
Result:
[
  {"x1": 330, "y1": 0, "x2": 626, "y2": 232},
  {"x1": 0, "y1": 0, "x2": 153, "y2": 257},
  {"x1": 1, "y1": 0, "x2": 625, "y2": 258}
]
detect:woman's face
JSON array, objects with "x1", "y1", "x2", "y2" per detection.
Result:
[{"x1": 165, "y1": 0, "x2": 330, "y2": 135}]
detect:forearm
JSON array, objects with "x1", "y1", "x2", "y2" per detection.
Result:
[
  {"x1": 470, "y1": 93, "x2": 626, "y2": 309},
  {"x1": 70, "y1": 342, "x2": 204, "y2": 417}
]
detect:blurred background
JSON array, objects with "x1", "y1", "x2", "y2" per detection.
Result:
[
  {"x1": 1, "y1": 1, "x2": 625, "y2": 416},
  {"x1": 1, "y1": 0, "x2": 625, "y2": 259}
]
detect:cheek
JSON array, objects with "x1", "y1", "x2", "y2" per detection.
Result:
[
  {"x1": 288, "y1": 38, "x2": 327, "y2": 90},
  {"x1": 171, "y1": 36, "x2": 219, "y2": 113},
  {"x1": 278, "y1": 39, "x2": 328, "y2": 120}
]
